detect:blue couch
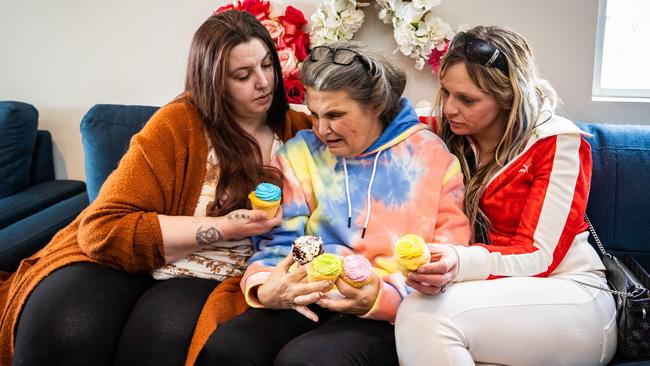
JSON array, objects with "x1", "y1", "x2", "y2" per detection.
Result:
[
  {"x1": 78, "y1": 105, "x2": 649, "y2": 365},
  {"x1": 578, "y1": 123, "x2": 650, "y2": 272},
  {"x1": 0, "y1": 101, "x2": 88, "y2": 272},
  {"x1": 577, "y1": 122, "x2": 650, "y2": 366}
]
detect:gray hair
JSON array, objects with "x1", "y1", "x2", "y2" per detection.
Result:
[{"x1": 299, "y1": 41, "x2": 406, "y2": 125}]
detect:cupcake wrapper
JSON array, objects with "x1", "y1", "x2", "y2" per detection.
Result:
[
  {"x1": 251, "y1": 203, "x2": 280, "y2": 219},
  {"x1": 248, "y1": 191, "x2": 281, "y2": 219},
  {"x1": 396, "y1": 250, "x2": 430, "y2": 276},
  {"x1": 341, "y1": 275, "x2": 373, "y2": 288}
]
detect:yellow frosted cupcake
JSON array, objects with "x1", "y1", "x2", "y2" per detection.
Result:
[
  {"x1": 393, "y1": 234, "x2": 431, "y2": 276},
  {"x1": 248, "y1": 182, "x2": 281, "y2": 219},
  {"x1": 307, "y1": 253, "x2": 342, "y2": 291}
]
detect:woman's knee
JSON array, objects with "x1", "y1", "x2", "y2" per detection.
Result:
[
  {"x1": 14, "y1": 262, "x2": 152, "y2": 364},
  {"x1": 396, "y1": 292, "x2": 452, "y2": 349},
  {"x1": 198, "y1": 315, "x2": 262, "y2": 365},
  {"x1": 198, "y1": 308, "x2": 291, "y2": 365},
  {"x1": 114, "y1": 278, "x2": 217, "y2": 365}
]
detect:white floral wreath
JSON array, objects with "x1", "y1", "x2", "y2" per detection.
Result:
[{"x1": 310, "y1": 0, "x2": 455, "y2": 72}]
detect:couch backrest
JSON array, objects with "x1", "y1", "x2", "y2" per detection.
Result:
[
  {"x1": 0, "y1": 101, "x2": 39, "y2": 199},
  {"x1": 80, "y1": 104, "x2": 159, "y2": 202},
  {"x1": 577, "y1": 122, "x2": 650, "y2": 270}
]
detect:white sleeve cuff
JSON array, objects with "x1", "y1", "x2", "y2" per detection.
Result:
[{"x1": 450, "y1": 245, "x2": 491, "y2": 282}]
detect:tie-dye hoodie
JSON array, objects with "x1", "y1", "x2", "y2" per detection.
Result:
[{"x1": 242, "y1": 99, "x2": 471, "y2": 322}]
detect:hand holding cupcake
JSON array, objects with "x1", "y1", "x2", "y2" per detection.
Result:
[{"x1": 248, "y1": 182, "x2": 282, "y2": 219}]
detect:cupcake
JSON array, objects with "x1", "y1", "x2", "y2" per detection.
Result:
[
  {"x1": 292, "y1": 235, "x2": 324, "y2": 265},
  {"x1": 393, "y1": 234, "x2": 431, "y2": 275},
  {"x1": 307, "y1": 253, "x2": 342, "y2": 290},
  {"x1": 248, "y1": 183, "x2": 281, "y2": 219},
  {"x1": 341, "y1": 255, "x2": 373, "y2": 288}
]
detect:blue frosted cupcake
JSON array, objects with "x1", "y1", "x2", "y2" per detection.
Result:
[{"x1": 248, "y1": 183, "x2": 282, "y2": 219}]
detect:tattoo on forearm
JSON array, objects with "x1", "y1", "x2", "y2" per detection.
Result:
[
  {"x1": 196, "y1": 226, "x2": 223, "y2": 246},
  {"x1": 227, "y1": 212, "x2": 250, "y2": 221}
]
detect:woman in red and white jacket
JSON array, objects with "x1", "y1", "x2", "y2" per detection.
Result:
[{"x1": 396, "y1": 26, "x2": 617, "y2": 366}]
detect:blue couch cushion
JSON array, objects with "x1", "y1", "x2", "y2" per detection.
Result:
[
  {"x1": 0, "y1": 101, "x2": 38, "y2": 198},
  {"x1": 80, "y1": 104, "x2": 158, "y2": 202},
  {"x1": 577, "y1": 122, "x2": 650, "y2": 271},
  {"x1": 0, "y1": 192, "x2": 88, "y2": 272},
  {"x1": 0, "y1": 180, "x2": 86, "y2": 229}
]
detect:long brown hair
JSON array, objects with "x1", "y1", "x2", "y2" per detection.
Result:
[
  {"x1": 183, "y1": 10, "x2": 288, "y2": 216},
  {"x1": 435, "y1": 26, "x2": 558, "y2": 238}
]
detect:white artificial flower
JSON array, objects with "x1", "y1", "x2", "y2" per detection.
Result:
[
  {"x1": 412, "y1": 0, "x2": 441, "y2": 10},
  {"x1": 312, "y1": 0, "x2": 454, "y2": 72},
  {"x1": 396, "y1": 2, "x2": 424, "y2": 24}
]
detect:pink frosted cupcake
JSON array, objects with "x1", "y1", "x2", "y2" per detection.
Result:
[{"x1": 341, "y1": 255, "x2": 374, "y2": 288}]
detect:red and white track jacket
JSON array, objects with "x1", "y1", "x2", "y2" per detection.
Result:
[{"x1": 450, "y1": 113, "x2": 605, "y2": 281}]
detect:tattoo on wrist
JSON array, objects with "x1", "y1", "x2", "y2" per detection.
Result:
[
  {"x1": 227, "y1": 212, "x2": 250, "y2": 221},
  {"x1": 196, "y1": 226, "x2": 223, "y2": 246}
]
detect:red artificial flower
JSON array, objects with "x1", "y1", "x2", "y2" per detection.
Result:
[
  {"x1": 291, "y1": 31, "x2": 310, "y2": 61},
  {"x1": 283, "y1": 74, "x2": 305, "y2": 104},
  {"x1": 215, "y1": 0, "x2": 270, "y2": 21},
  {"x1": 279, "y1": 6, "x2": 307, "y2": 28},
  {"x1": 279, "y1": 6, "x2": 307, "y2": 52},
  {"x1": 427, "y1": 40, "x2": 450, "y2": 75},
  {"x1": 241, "y1": 0, "x2": 271, "y2": 20}
]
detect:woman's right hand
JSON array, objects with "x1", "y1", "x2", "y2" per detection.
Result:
[
  {"x1": 218, "y1": 207, "x2": 283, "y2": 241},
  {"x1": 406, "y1": 243, "x2": 459, "y2": 295},
  {"x1": 257, "y1": 254, "x2": 332, "y2": 322}
]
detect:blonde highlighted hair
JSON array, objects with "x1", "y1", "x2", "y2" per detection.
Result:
[{"x1": 434, "y1": 25, "x2": 559, "y2": 239}]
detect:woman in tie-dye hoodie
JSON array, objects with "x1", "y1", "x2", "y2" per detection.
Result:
[{"x1": 203, "y1": 42, "x2": 471, "y2": 366}]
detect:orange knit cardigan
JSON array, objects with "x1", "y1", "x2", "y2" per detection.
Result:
[{"x1": 0, "y1": 100, "x2": 311, "y2": 366}]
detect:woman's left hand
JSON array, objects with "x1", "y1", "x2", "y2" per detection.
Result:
[
  {"x1": 316, "y1": 274, "x2": 380, "y2": 315},
  {"x1": 406, "y1": 243, "x2": 458, "y2": 295}
]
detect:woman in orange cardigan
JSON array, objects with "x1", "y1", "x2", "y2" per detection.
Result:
[{"x1": 0, "y1": 10, "x2": 310, "y2": 366}]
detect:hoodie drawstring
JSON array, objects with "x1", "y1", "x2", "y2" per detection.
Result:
[
  {"x1": 343, "y1": 158, "x2": 352, "y2": 228},
  {"x1": 342, "y1": 150, "x2": 383, "y2": 239}
]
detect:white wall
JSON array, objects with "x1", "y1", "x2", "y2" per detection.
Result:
[{"x1": 1, "y1": 0, "x2": 649, "y2": 181}]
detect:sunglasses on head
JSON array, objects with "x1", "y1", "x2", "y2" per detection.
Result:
[
  {"x1": 450, "y1": 32, "x2": 509, "y2": 75},
  {"x1": 309, "y1": 46, "x2": 371, "y2": 70}
]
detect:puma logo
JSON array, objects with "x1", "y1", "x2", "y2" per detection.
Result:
[{"x1": 519, "y1": 164, "x2": 529, "y2": 174}]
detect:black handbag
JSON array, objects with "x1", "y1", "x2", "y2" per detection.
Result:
[{"x1": 573, "y1": 215, "x2": 650, "y2": 361}]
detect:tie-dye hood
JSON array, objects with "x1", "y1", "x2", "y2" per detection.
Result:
[{"x1": 360, "y1": 98, "x2": 423, "y2": 155}]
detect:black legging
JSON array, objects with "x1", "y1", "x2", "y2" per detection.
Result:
[
  {"x1": 13, "y1": 262, "x2": 220, "y2": 366},
  {"x1": 198, "y1": 306, "x2": 399, "y2": 366}
]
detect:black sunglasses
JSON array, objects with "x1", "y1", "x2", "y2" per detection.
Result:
[
  {"x1": 450, "y1": 32, "x2": 509, "y2": 75},
  {"x1": 309, "y1": 46, "x2": 371, "y2": 70}
]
